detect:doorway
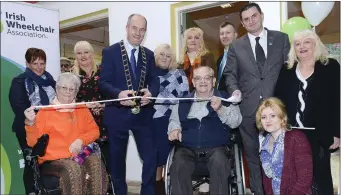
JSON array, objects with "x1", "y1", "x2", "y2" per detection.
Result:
[
  {"x1": 59, "y1": 9, "x2": 109, "y2": 69},
  {"x1": 180, "y1": 2, "x2": 248, "y2": 62}
]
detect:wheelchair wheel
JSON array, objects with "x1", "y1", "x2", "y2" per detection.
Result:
[
  {"x1": 233, "y1": 143, "x2": 246, "y2": 195},
  {"x1": 164, "y1": 147, "x2": 175, "y2": 195}
]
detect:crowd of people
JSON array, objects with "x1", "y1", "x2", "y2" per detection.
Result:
[{"x1": 8, "y1": 2, "x2": 339, "y2": 195}]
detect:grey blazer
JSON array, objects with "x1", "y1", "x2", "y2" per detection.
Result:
[{"x1": 223, "y1": 28, "x2": 290, "y2": 117}]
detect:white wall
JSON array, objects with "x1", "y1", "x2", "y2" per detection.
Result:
[
  {"x1": 108, "y1": 2, "x2": 172, "y2": 50},
  {"x1": 37, "y1": 1, "x2": 282, "y2": 182},
  {"x1": 37, "y1": 2, "x2": 111, "y2": 21},
  {"x1": 257, "y1": 2, "x2": 281, "y2": 31}
]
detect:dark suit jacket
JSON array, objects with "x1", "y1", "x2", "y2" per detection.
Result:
[
  {"x1": 99, "y1": 42, "x2": 158, "y2": 129},
  {"x1": 223, "y1": 28, "x2": 290, "y2": 117},
  {"x1": 216, "y1": 54, "x2": 227, "y2": 91},
  {"x1": 262, "y1": 130, "x2": 313, "y2": 195}
]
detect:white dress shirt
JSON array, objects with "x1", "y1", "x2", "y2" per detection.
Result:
[
  {"x1": 248, "y1": 28, "x2": 268, "y2": 59},
  {"x1": 124, "y1": 38, "x2": 139, "y2": 65}
]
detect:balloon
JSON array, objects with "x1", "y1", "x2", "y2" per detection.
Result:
[
  {"x1": 302, "y1": 2, "x2": 335, "y2": 26},
  {"x1": 281, "y1": 17, "x2": 312, "y2": 42}
]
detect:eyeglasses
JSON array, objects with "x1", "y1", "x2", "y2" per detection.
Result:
[
  {"x1": 193, "y1": 76, "x2": 213, "y2": 82},
  {"x1": 58, "y1": 86, "x2": 76, "y2": 93},
  {"x1": 61, "y1": 64, "x2": 71, "y2": 68}
]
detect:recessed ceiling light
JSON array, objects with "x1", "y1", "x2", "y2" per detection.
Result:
[{"x1": 221, "y1": 3, "x2": 232, "y2": 8}]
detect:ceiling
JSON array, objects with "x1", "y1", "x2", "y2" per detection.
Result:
[{"x1": 60, "y1": 18, "x2": 109, "y2": 46}]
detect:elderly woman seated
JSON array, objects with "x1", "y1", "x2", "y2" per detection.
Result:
[{"x1": 24, "y1": 72, "x2": 108, "y2": 195}]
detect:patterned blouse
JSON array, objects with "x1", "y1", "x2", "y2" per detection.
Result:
[
  {"x1": 153, "y1": 69, "x2": 189, "y2": 118},
  {"x1": 260, "y1": 131, "x2": 285, "y2": 195},
  {"x1": 76, "y1": 66, "x2": 106, "y2": 136}
]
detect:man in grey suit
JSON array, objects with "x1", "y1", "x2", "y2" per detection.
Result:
[{"x1": 223, "y1": 3, "x2": 290, "y2": 195}]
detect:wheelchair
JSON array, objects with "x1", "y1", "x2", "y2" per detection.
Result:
[
  {"x1": 164, "y1": 129, "x2": 246, "y2": 195},
  {"x1": 24, "y1": 134, "x2": 114, "y2": 195}
]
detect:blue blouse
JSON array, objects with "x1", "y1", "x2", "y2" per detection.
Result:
[{"x1": 260, "y1": 131, "x2": 285, "y2": 195}]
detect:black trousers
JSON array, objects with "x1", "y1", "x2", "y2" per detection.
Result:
[
  {"x1": 311, "y1": 145, "x2": 334, "y2": 195},
  {"x1": 15, "y1": 130, "x2": 35, "y2": 195},
  {"x1": 239, "y1": 116, "x2": 264, "y2": 195},
  {"x1": 170, "y1": 146, "x2": 231, "y2": 195}
]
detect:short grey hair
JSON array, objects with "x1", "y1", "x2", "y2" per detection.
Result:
[
  {"x1": 127, "y1": 14, "x2": 148, "y2": 30},
  {"x1": 193, "y1": 66, "x2": 215, "y2": 77},
  {"x1": 56, "y1": 72, "x2": 81, "y2": 92}
]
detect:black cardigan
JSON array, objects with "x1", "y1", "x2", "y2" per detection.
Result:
[
  {"x1": 274, "y1": 58, "x2": 340, "y2": 149},
  {"x1": 9, "y1": 73, "x2": 32, "y2": 134},
  {"x1": 9, "y1": 72, "x2": 56, "y2": 134}
]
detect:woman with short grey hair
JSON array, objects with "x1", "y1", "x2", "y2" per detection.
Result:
[
  {"x1": 56, "y1": 72, "x2": 81, "y2": 94},
  {"x1": 24, "y1": 72, "x2": 108, "y2": 195}
]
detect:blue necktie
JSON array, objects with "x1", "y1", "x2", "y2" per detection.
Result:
[
  {"x1": 217, "y1": 51, "x2": 228, "y2": 88},
  {"x1": 130, "y1": 48, "x2": 137, "y2": 79}
]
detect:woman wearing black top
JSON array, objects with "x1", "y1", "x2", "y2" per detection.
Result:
[
  {"x1": 9, "y1": 48, "x2": 56, "y2": 194},
  {"x1": 274, "y1": 29, "x2": 340, "y2": 195}
]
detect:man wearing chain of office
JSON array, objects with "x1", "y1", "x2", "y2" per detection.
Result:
[{"x1": 99, "y1": 14, "x2": 159, "y2": 195}]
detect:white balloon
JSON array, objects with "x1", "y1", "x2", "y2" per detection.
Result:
[{"x1": 302, "y1": 1, "x2": 335, "y2": 26}]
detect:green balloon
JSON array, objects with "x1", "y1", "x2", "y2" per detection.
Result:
[
  {"x1": 0, "y1": 21, "x2": 3, "y2": 33},
  {"x1": 281, "y1": 17, "x2": 312, "y2": 42}
]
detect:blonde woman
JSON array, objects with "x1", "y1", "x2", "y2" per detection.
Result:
[
  {"x1": 256, "y1": 97, "x2": 313, "y2": 195},
  {"x1": 274, "y1": 29, "x2": 340, "y2": 194},
  {"x1": 73, "y1": 41, "x2": 104, "y2": 135},
  {"x1": 179, "y1": 27, "x2": 215, "y2": 91},
  {"x1": 152, "y1": 44, "x2": 189, "y2": 194},
  {"x1": 72, "y1": 41, "x2": 111, "y2": 193}
]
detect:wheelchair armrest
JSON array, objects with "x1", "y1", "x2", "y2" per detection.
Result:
[
  {"x1": 23, "y1": 148, "x2": 33, "y2": 157},
  {"x1": 96, "y1": 137, "x2": 107, "y2": 143},
  {"x1": 31, "y1": 134, "x2": 49, "y2": 157},
  {"x1": 95, "y1": 137, "x2": 108, "y2": 146},
  {"x1": 230, "y1": 133, "x2": 237, "y2": 143}
]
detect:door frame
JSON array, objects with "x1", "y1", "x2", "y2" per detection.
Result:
[{"x1": 170, "y1": 2, "x2": 288, "y2": 61}]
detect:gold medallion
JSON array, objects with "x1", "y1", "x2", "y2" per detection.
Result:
[
  {"x1": 119, "y1": 40, "x2": 147, "y2": 116},
  {"x1": 131, "y1": 106, "x2": 140, "y2": 114}
]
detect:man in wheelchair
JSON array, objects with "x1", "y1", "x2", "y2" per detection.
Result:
[
  {"x1": 24, "y1": 73, "x2": 108, "y2": 195},
  {"x1": 168, "y1": 66, "x2": 242, "y2": 195}
]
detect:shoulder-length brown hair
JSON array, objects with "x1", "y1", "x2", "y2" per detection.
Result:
[{"x1": 256, "y1": 97, "x2": 289, "y2": 132}]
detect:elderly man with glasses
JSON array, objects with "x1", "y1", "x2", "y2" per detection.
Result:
[{"x1": 168, "y1": 66, "x2": 242, "y2": 195}]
